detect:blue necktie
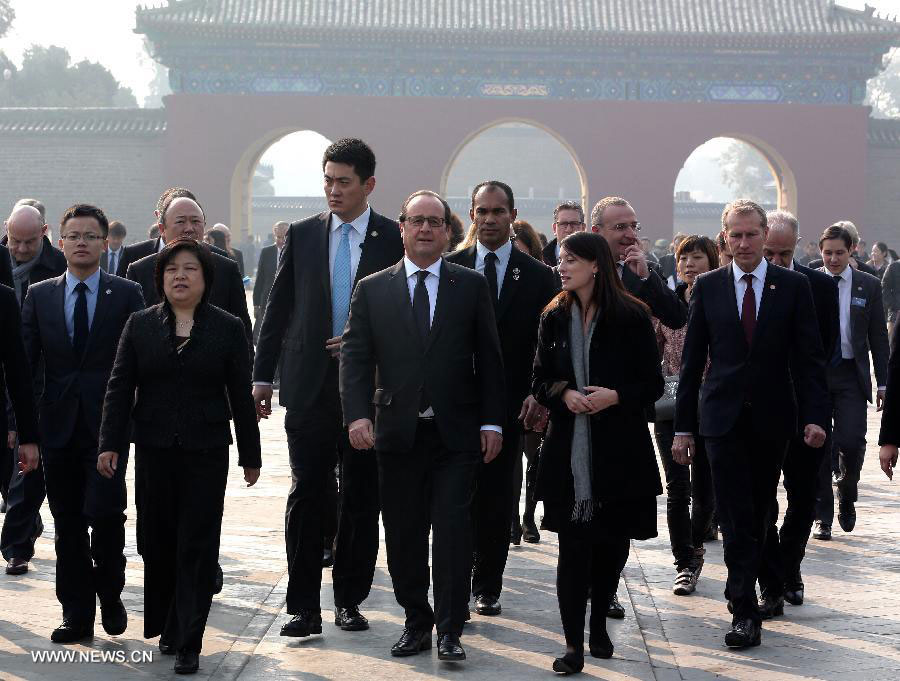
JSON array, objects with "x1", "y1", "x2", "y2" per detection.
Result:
[{"x1": 331, "y1": 223, "x2": 353, "y2": 337}]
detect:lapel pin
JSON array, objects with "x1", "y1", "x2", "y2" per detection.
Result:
[
  {"x1": 105, "y1": 289, "x2": 112, "y2": 295},
  {"x1": 512, "y1": 267, "x2": 520, "y2": 281},
  {"x1": 371, "y1": 231, "x2": 378, "y2": 238},
  {"x1": 769, "y1": 284, "x2": 775, "y2": 289}
]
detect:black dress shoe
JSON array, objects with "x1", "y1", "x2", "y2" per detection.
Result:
[
  {"x1": 510, "y1": 518, "x2": 522, "y2": 546},
  {"x1": 390, "y1": 627, "x2": 431, "y2": 657},
  {"x1": 100, "y1": 598, "x2": 127, "y2": 636},
  {"x1": 322, "y1": 548, "x2": 334, "y2": 568},
  {"x1": 589, "y1": 627, "x2": 614, "y2": 659},
  {"x1": 335, "y1": 606, "x2": 369, "y2": 631},
  {"x1": 813, "y1": 520, "x2": 831, "y2": 540},
  {"x1": 213, "y1": 564, "x2": 223, "y2": 595},
  {"x1": 552, "y1": 651, "x2": 584, "y2": 674},
  {"x1": 159, "y1": 636, "x2": 176, "y2": 655},
  {"x1": 51, "y1": 620, "x2": 94, "y2": 644},
  {"x1": 606, "y1": 594, "x2": 625, "y2": 619},
  {"x1": 174, "y1": 650, "x2": 199, "y2": 674},
  {"x1": 437, "y1": 632, "x2": 466, "y2": 661},
  {"x1": 5, "y1": 557, "x2": 28, "y2": 575},
  {"x1": 758, "y1": 594, "x2": 784, "y2": 620},
  {"x1": 522, "y1": 516, "x2": 541, "y2": 543},
  {"x1": 474, "y1": 595, "x2": 501, "y2": 616},
  {"x1": 279, "y1": 610, "x2": 323, "y2": 637},
  {"x1": 838, "y1": 502, "x2": 856, "y2": 532},
  {"x1": 784, "y1": 587, "x2": 804, "y2": 606},
  {"x1": 724, "y1": 618, "x2": 761, "y2": 648}
]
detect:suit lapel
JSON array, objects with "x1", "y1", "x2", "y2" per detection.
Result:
[
  {"x1": 82, "y1": 271, "x2": 112, "y2": 362},
  {"x1": 750, "y1": 264, "x2": 779, "y2": 352},
  {"x1": 316, "y1": 212, "x2": 331, "y2": 302},
  {"x1": 51, "y1": 275, "x2": 76, "y2": 361},
  {"x1": 355, "y1": 212, "x2": 383, "y2": 287},
  {"x1": 425, "y1": 259, "x2": 453, "y2": 354},
  {"x1": 724, "y1": 265, "x2": 749, "y2": 353},
  {"x1": 389, "y1": 261, "x2": 423, "y2": 352},
  {"x1": 495, "y1": 248, "x2": 522, "y2": 321},
  {"x1": 849, "y1": 269, "x2": 866, "y2": 348}
]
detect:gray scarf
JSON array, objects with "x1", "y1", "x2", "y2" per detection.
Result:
[
  {"x1": 10, "y1": 239, "x2": 42, "y2": 304},
  {"x1": 569, "y1": 302, "x2": 598, "y2": 523}
]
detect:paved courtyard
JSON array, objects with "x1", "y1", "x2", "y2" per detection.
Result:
[{"x1": 0, "y1": 390, "x2": 897, "y2": 680}]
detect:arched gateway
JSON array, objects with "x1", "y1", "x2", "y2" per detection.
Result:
[{"x1": 131, "y1": 1, "x2": 898, "y2": 243}]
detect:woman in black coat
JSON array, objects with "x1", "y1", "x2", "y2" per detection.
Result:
[
  {"x1": 98, "y1": 238, "x2": 261, "y2": 675},
  {"x1": 531, "y1": 232, "x2": 663, "y2": 674}
]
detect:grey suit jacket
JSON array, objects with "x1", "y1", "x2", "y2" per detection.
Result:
[{"x1": 846, "y1": 268, "x2": 890, "y2": 401}]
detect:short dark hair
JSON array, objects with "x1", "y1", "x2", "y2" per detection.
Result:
[
  {"x1": 819, "y1": 224, "x2": 853, "y2": 251},
  {"x1": 155, "y1": 237, "x2": 215, "y2": 305},
  {"x1": 322, "y1": 138, "x2": 376, "y2": 182},
  {"x1": 471, "y1": 180, "x2": 515, "y2": 212},
  {"x1": 675, "y1": 235, "x2": 720, "y2": 270},
  {"x1": 553, "y1": 200, "x2": 584, "y2": 224},
  {"x1": 157, "y1": 188, "x2": 200, "y2": 224},
  {"x1": 108, "y1": 220, "x2": 127, "y2": 239},
  {"x1": 590, "y1": 196, "x2": 630, "y2": 227},
  {"x1": 205, "y1": 228, "x2": 227, "y2": 251},
  {"x1": 399, "y1": 190, "x2": 452, "y2": 227},
  {"x1": 60, "y1": 203, "x2": 109, "y2": 237},
  {"x1": 722, "y1": 199, "x2": 767, "y2": 232}
]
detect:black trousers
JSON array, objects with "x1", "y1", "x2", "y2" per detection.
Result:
[
  {"x1": 654, "y1": 420, "x2": 715, "y2": 569},
  {"x1": 758, "y1": 434, "x2": 828, "y2": 596},
  {"x1": 0, "y1": 436, "x2": 46, "y2": 562},
  {"x1": 472, "y1": 419, "x2": 522, "y2": 600},
  {"x1": 815, "y1": 361, "x2": 867, "y2": 525},
  {"x1": 705, "y1": 407, "x2": 787, "y2": 624},
  {"x1": 42, "y1": 423, "x2": 127, "y2": 625},
  {"x1": 141, "y1": 445, "x2": 228, "y2": 654},
  {"x1": 378, "y1": 419, "x2": 479, "y2": 635},
  {"x1": 512, "y1": 431, "x2": 541, "y2": 522},
  {"x1": 557, "y1": 528, "x2": 630, "y2": 650}
]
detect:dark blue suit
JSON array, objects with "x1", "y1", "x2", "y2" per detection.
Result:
[{"x1": 22, "y1": 269, "x2": 144, "y2": 625}]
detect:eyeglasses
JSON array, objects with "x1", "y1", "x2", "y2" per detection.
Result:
[
  {"x1": 611, "y1": 222, "x2": 641, "y2": 233},
  {"x1": 61, "y1": 233, "x2": 104, "y2": 243},
  {"x1": 404, "y1": 216, "x2": 446, "y2": 228},
  {"x1": 556, "y1": 221, "x2": 584, "y2": 229}
]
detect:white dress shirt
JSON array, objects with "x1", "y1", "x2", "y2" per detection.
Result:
[
  {"x1": 832, "y1": 265, "x2": 855, "y2": 360},
  {"x1": 156, "y1": 238, "x2": 166, "y2": 253},
  {"x1": 329, "y1": 206, "x2": 370, "y2": 285},
  {"x1": 733, "y1": 258, "x2": 767, "y2": 320},
  {"x1": 402, "y1": 256, "x2": 500, "y2": 434},
  {"x1": 475, "y1": 238, "x2": 512, "y2": 298}
]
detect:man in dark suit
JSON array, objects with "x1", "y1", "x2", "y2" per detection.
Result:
[
  {"x1": 0, "y1": 243, "x2": 12, "y2": 289},
  {"x1": 115, "y1": 187, "x2": 195, "y2": 278},
  {"x1": 1, "y1": 204, "x2": 67, "y2": 576},
  {"x1": 446, "y1": 181, "x2": 557, "y2": 617},
  {"x1": 541, "y1": 201, "x2": 585, "y2": 267},
  {"x1": 213, "y1": 223, "x2": 245, "y2": 276},
  {"x1": 99, "y1": 221, "x2": 127, "y2": 276},
  {"x1": 341, "y1": 189, "x2": 505, "y2": 662},
  {"x1": 252, "y1": 221, "x2": 289, "y2": 343},
  {"x1": 673, "y1": 200, "x2": 829, "y2": 649},
  {"x1": 813, "y1": 223, "x2": 890, "y2": 539},
  {"x1": 253, "y1": 139, "x2": 404, "y2": 638},
  {"x1": 757, "y1": 211, "x2": 839, "y2": 613},
  {"x1": 805, "y1": 220, "x2": 878, "y2": 277},
  {"x1": 878, "y1": 329, "x2": 900, "y2": 480},
  {"x1": 126, "y1": 196, "x2": 252, "y2": 348},
  {"x1": 22, "y1": 204, "x2": 145, "y2": 643}
]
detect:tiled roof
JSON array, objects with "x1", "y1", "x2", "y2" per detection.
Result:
[
  {"x1": 136, "y1": 0, "x2": 900, "y2": 41},
  {"x1": 868, "y1": 117, "x2": 900, "y2": 147},
  {"x1": 0, "y1": 108, "x2": 167, "y2": 136}
]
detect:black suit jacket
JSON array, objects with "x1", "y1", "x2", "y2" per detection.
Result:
[
  {"x1": 0, "y1": 244, "x2": 12, "y2": 289},
  {"x1": 675, "y1": 263, "x2": 829, "y2": 440},
  {"x1": 254, "y1": 209, "x2": 404, "y2": 412},
  {"x1": 252, "y1": 244, "x2": 279, "y2": 308},
  {"x1": 658, "y1": 253, "x2": 676, "y2": 280},
  {"x1": 622, "y1": 261, "x2": 687, "y2": 330},
  {"x1": 0, "y1": 236, "x2": 67, "y2": 304},
  {"x1": 0, "y1": 285, "x2": 38, "y2": 443},
  {"x1": 883, "y1": 260, "x2": 900, "y2": 322},
  {"x1": 840, "y1": 267, "x2": 890, "y2": 401},
  {"x1": 21, "y1": 271, "x2": 145, "y2": 448},
  {"x1": 233, "y1": 247, "x2": 245, "y2": 277},
  {"x1": 100, "y1": 248, "x2": 126, "y2": 276},
  {"x1": 794, "y1": 261, "x2": 840, "y2": 362},
  {"x1": 446, "y1": 244, "x2": 558, "y2": 417},
  {"x1": 340, "y1": 258, "x2": 506, "y2": 453},
  {"x1": 117, "y1": 238, "x2": 158, "y2": 278},
  {"x1": 542, "y1": 238, "x2": 558, "y2": 267},
  {"x1": 126, "y1": 247, "x2": 253, "y2": 350},
  {"x1": 879, "y1": 329, "x2": 900, "y2": 446},
  {"x1": 99, "y1": 303, "x2": 261, "y2": 467}
]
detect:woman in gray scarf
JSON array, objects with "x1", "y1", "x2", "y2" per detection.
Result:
[{"x1": 531, "y1": 232, "x2": 663, "y2": 674}]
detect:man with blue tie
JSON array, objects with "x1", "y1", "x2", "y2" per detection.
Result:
[
  {"x1": 253, "y1": 139, "x2": 403, "y2": 638},
  {"x1": 100, "y1": 221, "x2": 127, "y2": 276},
  {"x1": 21, "y1": 204, "x2": 144, "y2": 643}
]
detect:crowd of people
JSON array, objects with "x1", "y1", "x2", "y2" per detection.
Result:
[{"x1": 0, "y1": 136, "x2": 898, "y2": 676}]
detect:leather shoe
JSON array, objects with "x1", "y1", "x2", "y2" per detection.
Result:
[
  {"x1": 5, "y1": 557, "x2": 28, "y2": 575},
  {"x1": 51, "y1": 620, "x2": 93, "y2": 644},
  {"x1": 813, "y1": 520, "x2": 831, "y2": 540},
  {"x1": 100, "y1": 598, "x2": 127, "y2": 636},
  {"x1": 838, "y1": 502, "x2": 856, "y2": 533},
  {"x1": 606, "y1": 594, "x2": 625, "y2": 619},
  {"x1": 522, "y1": 516, "x2": 540, "y2": 543},
  {"x1": 390, "y1": 627, "x2": 431, "y2": 657},
  {"x1": 552, "y1": 651, "x2": 584, "y2": 674},
  {"x1": 437, "y1": 632, "x2": 466, "y2": 661},
  {"x1": 279, "y1": 610, "x2": 322, "y2": 637},
  {"x1": 474, "y1": 595, "x2": 501, "y2": 616},
  {"x1": 758, "y1": 594, "x2": 784, "y2": 620},
  {"x1": 159, "y1": 635, "x2": 176, "y2": 655},
  {"x1": 724, "y1": 618, "x2": 761, "y2": 648},
  {"x1": 322, "y1": 548, "x2": 334, "y2": 568},
  {"x1": 213, "y1": 564, "x2": 223, "y2": 595},
  {"x1": 589, "y1": 627, "x2": 614, "y2": 659},
  {"x1": 335, "y1": 606, "x2": 369, "y2": 631},
  {"x1": 510, "y1": 518, "x2": 522, "y2": 546},
  {"x1": 784, "y1": 587, "x2": 804, "y2": 606},
  {"x1": 174, "y1": 650, "x2": 199, "y2": 674}
]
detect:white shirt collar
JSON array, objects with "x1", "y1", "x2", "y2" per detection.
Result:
[
  {"x1": 330, "y1": 205, "x2": 371, "y2": 236},
  {"x1": 66, "y1": 268, "x2": 101, "y2": 293},
  {"x1": 476, "y1": 238, "x2": 512, "y2": 265},
  {"x1": 733, "y1": 258, "x2": 768, "y2": 285},
  {"x1": 787, "y1": 259, "x2": 795, "y2": 271},
  {"x1": 834, "y1": 265, "x2": 852, "y2": 282},
  {"x1": 404, "y1": 256, "x2": 442, "y2": 279}
]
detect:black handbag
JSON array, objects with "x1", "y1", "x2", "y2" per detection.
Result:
[{"x1": 654, "y1": 374, "x2": 679, "y2": 423}]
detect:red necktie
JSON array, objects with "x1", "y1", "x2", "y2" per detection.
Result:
[{"x1": 741, "y1": 273, "x2": 756, "y2": 345}]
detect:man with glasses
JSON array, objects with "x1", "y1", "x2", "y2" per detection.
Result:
[
  {"x1": 21, "y1": 204, "x2": 144, "y2": 643},
  {"x1": 542, "y1": 201, "x2": 586, "y2": 267}
]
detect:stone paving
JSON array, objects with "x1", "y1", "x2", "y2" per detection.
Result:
[{"x1": 0, "y1": 390, "x2": 897, "y2": 680}]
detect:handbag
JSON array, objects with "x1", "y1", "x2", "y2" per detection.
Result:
[{"x1": 653, "y1": 374, "x2": 679, "y2": 423}]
